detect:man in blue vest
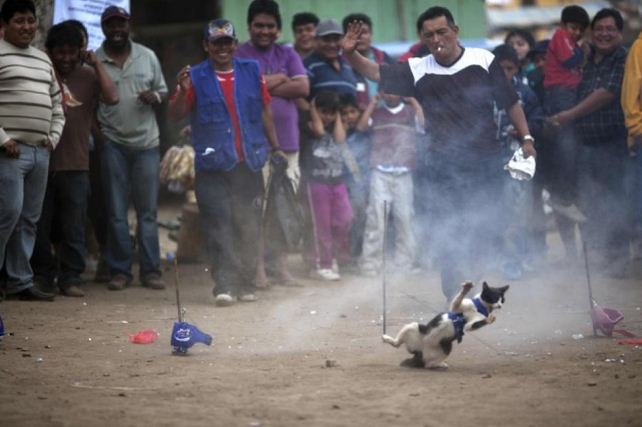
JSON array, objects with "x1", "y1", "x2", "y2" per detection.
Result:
[{"x1": 168, "y1": 19, "x2": 283, "y2": 306}]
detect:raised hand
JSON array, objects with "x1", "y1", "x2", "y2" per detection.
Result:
[
  {"x1": 176, "y1": 65, "x2": 192, "y2": 92},
  {"x1": 342, "y1": 20, "x2": 363, "y2": 55}
]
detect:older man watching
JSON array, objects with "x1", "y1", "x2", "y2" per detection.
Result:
[
  {"x1": 235, "y1": 0, "x2": 309, "y2": 287},
  {"x1": 0, "y1": 0, "x2": 65, "y2": 300},
  {"x1": 553, "y1": 8, "x2": 630, "y2": 277},
  {"x1": 304, "y1": 18, "x2": 357, "y2": 99},
  {"x1": 95, "y1": 6, "x2": 168, "y2": 291}
]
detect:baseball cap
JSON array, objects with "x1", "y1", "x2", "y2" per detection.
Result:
[
  {"x1": 316, "y1": 19, "x2": 343, "y2": 37},
  {"x1": 101, "y1": 5, "x2": 130, "y2": 23},
  {"x1": 204, "y1": 19, "x2": 236, "y2": 41}
]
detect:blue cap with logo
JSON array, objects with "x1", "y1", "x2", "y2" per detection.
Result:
[{"x1": 204, "y1": 19, "x2": 236, "y2": 41}]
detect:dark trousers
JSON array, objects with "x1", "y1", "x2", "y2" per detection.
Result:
[
  {"x1": 544, "y1": 86, "x2": 579, "y2": 205},
  {"x1": 577, "y1": 142, "x2": 630, "y2": 263},
  {"x1": 425, "y1": 151, "x2": 504, "y2": 300},
  {"x1": 31, "y1": 171, "x2": 90, "y2": 286},
  {"x1": 545, "y1": 86, "x2": 580, "y2": 255},
  {"x1": 88, "y1": 146, "x2": 107, "y2": 251},
  {"x1": 195, "y1": 163, "x2": 263, "y2": 296}
]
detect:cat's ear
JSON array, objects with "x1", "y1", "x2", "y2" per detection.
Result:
[
  {"x1": 482, "y1": 281, "x2": 490, "y2": 290},
  {"x1": 499, "y1": 285, "x2": 510, "y2": 294}
]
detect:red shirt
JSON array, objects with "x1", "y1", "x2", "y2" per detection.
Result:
[
  {"x1": 544, "y1": 27, "x2": 582, "y2": 89},
  {"x1": 171, "y1": 70, "x2": 271, "y2": 161}
]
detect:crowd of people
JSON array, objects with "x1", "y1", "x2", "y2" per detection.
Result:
[{"x1": 1, "y1": 0, "x2": 641, "y2": 307}]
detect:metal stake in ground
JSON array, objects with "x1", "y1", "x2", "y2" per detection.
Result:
[
  {"x1": 168, "y1": 253, "x2": 183, "y2": 323},
  {"x1": 382, "y1": 200, "x2": 391, "y2": 335},
  {"x1": 579, "y1": 227, "x2": 597, "y2": 337}
]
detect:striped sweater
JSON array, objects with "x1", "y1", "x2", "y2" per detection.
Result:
[{"x1": 0, "y1": 38, "x2": 65, "y2": 148}]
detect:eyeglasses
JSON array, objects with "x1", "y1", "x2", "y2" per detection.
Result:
[{"x1": 592, "y1": 26, "x2": 619, "y2": 34}]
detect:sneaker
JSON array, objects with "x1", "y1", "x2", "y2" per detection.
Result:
[
  {"x1": 142, "y1": 273, "x2": 166, "y2": 290},
  {"x1": 238, "y1": 293, "x2": 258, "y2": 302},
  {"x1": 215, "y1": 293, "x2": 235, "y2": 306},
  {"x1": 548, "y1": 201, "x2": 587, "y2": 223},
  {"x1": 59, "y1": 284, "x2": 85, "y2": 297},
  {"x1": 314, "y1": 268, "x2": 341, "y2": 281},
  {"x1": 107, "y1": 275, "x2": 131, "y2": 291}
]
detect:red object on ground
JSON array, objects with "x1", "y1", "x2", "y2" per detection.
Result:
[
  {"x1": 617, "y1": 338, "x2": 642, "y2": 345},
  {"x1": 129, "y1": 329, "x2": 159, "y2": 344}
]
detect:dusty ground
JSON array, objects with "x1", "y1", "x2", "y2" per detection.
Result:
[{"x1": 1, "y1": 207, "x2": 642, "y2": 427}]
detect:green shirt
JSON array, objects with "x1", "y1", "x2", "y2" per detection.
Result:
[{"x1": 96, "y1": 41, "x2": 167, "y2": 148}]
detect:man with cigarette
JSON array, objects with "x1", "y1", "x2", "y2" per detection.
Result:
[{"x1": 343, "y1": 6, "x2": 535, "y2": 301}]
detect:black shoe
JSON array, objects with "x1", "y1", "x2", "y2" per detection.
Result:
[{"x1": 18, "y1": 286, "x2": 55, "y2": 301}]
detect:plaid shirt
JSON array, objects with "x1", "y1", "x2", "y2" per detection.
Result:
[{"x1": 575, "y1": 45, "x2": 628, "y2": 145}]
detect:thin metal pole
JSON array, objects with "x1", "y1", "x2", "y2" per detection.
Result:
[
  {"x1": 580, "y1": 230, "x2": 597, "y2": 337},
  {"x1": 173, "y1": 256, "x2": 183, "y2": 323},
  {"x1": 382, "y1": 200, "x2": 390, "y2": 335}
]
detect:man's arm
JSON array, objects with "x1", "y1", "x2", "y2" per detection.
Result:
[
  {"x1": 85, "y1": 51, "x2": 118, "y2": 105},
  {"x1": 343, "y1": 21, "x2": 381, "y2": 82},
  {"x1": 139, "y1": 53, "x2": 168, "y2": 105},
  {"x1": 506, "y1": 101, "x2": 535, "y2": 158},
  {"x1": 552, "y1": 88, "x2": 614, "y2": 126},
  {"x1": 264, "y1": 73, "x2": 289, "y2": 91},
  {"x1": 168, "y1": 65, "x2": 192, "y2": 121},
  {"x1": 270, "y1": 75, "x2": 309, "y2": 99},
  {"x1": 48, "y1": 73, "x2": 66, "y2": 150}
]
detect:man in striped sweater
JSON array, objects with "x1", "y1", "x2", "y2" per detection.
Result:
[{"x1": 0, "y1": 0, "x2": 65, "y2": 301}]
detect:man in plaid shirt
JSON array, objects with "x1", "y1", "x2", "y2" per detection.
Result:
[{"x1": 551, "y1": 8, "x2": 629, "y2": 277}]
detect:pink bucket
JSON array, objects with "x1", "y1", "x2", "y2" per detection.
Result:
[{"x1": 591, "y1": 302, "x2": 623, "y2": 337}]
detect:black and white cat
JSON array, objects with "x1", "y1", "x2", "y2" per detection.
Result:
[{"x1": 382, "y1": 281, "x2": 509, "y2": 369}]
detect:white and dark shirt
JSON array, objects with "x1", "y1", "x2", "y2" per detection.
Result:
[{"x1": 380, "y1": 47, "x2": 518, "y2": 160}]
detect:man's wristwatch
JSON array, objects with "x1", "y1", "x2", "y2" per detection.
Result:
[{"x1": 522, "y1": 135, "x2": 535, "y2": 144}]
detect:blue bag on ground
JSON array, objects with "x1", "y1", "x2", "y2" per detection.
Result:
[{"x1": 171, "y1": 321, "x2": 213, "y2": 354}]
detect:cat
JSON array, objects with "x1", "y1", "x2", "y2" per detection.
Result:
[{"x1": 382, "y1": 281, "x2": 509, "y2": 369}]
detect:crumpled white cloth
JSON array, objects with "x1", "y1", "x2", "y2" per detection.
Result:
[{"x1": 504, "y1": 147, "x2": 536, "y2": 181}]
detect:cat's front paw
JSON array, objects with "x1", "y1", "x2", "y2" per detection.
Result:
[
  {"x1": 461, "y1": 281, "x2": 474, "y2": 292},
  {"x1": 487, "y1": 313, "x2": 496, "y2": 324}
]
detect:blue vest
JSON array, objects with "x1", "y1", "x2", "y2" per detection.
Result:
[{"x1": 190, "y1": 58, "x2": 268, "y2": 172}]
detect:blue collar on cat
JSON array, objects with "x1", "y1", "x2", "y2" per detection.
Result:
[
  {"x1": 448, "y1": 312, "x2": 466, "y2": 343},
  {"x1": 473, "y1": 297, "x2": 489, "y2": 317}
]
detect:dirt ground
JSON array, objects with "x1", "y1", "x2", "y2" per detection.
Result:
[{"x1": 1, "y1": 205, "x2": 642, "y2": 427}]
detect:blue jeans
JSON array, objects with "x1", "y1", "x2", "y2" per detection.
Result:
[
  {"x1": 31, "y1": 171, "x2": 90, "y2": 286},
  {"x1": 101, "y1": 141, "x2": 161, "y2": 279},
  {"x1": 0, "y1": 143, "x2": 50, "y2": 293}
]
